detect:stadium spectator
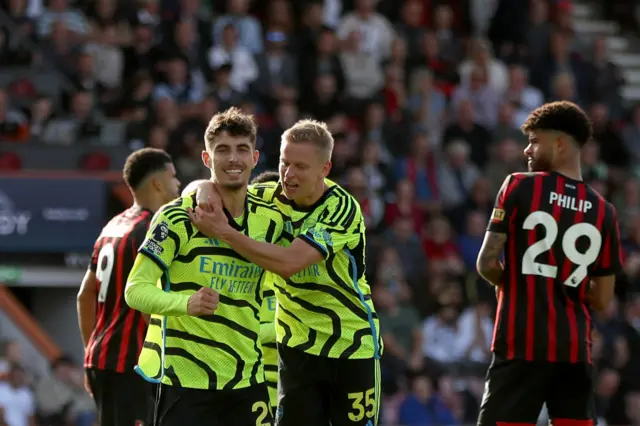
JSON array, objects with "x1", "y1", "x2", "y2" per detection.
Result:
[
  {"x1": 0, "y1": 364, "x2": 35, "y2": 426},
  {"x1": 34, "y1": 356, "x2": 95, "y2": 426}
]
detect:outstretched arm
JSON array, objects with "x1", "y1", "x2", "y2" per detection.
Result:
[
  {"x1": 188, "y1": 205, "x2": 323, "y2": 279},
  {"x1": 217, "y1": 227, "x2": 322, "y2": 279},
  {"x1": 476, "y1": 231, "x2": 507, "y2": 287}
]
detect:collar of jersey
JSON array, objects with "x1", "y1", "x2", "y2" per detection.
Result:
[{"x1": 221, "y1": 195, "x2": 249, "y2": 232}]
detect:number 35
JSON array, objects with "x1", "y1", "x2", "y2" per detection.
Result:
[{"x1": 347, "y1": 388, "x2": 376, "y2": 422}]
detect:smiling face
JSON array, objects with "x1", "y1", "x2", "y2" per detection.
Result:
[
  {"x1": 202, "y1": 131, "x2": 258, "y2": 191},
  {"x1": 279, "y1": 140, "x2": 330, "y2": 204}
]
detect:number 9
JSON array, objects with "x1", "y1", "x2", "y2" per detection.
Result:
[{"x1": 96, "y1": 243, "x2": 115, "y2": 302}]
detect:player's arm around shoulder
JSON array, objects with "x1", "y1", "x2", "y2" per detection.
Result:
[
  {"x1": 588, "y1": 202, "x2": 623, "y2": 312},
  {"x1": 476, "y1": 173, "x2": 525, "y2": 286},
  {"x1": 125, "y1": 199, "x2": 219, "y2": 317}
]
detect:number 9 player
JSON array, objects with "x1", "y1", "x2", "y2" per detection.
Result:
[
  {"x1": 77, "y1": 148, "x2": 180, "y2": 426},
  {"x1": 475, "y1": 101, "x2": 622, "y2": 426}
]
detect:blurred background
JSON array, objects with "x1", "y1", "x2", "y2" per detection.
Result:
[{"x1": 0, "y1": 0, "x2": 639, "y2": 424}]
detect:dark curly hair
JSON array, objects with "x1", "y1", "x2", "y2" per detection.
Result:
[
  {"x1": 521, "y1": 101, "x2": 592, "y2": 147},
  {"x1": 122, "y1": 148, "x2": 173, "y2": 191},
  {"x1": 251, "y1": 170, "x2": 279, "y2": 184},
  {"x1": 204, "y1": 107, "x2": 257, "y2": 150}
]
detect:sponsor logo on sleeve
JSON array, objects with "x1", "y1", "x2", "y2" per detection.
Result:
[{"x1": 491, "y1": 208, "x2": 505, "y2": 222}]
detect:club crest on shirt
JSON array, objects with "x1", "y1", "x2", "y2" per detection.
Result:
[{"x1": 491, "y1": 208, "x2": 505, "y2": 222}]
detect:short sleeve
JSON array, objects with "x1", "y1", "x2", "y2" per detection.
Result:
[
  {"x1": 487, "y1": 174, "x2": 523, "y2": 234},
  {"x1": 88, "y1": 240, "x2": 100, "y2": 272},
  {"x1": 139, "y1": 206, "x2": 189, "y2": 270},
  {"x1": 591, "y1": 206, "x2": 623, "y2": 277},
  {"x1": 298, "y1": 196, "x2": 362, "y2": 259}
]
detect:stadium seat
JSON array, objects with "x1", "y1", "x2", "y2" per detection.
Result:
[
  {"x1": 0, "y1": 152, "x2": 22, "y2": 170},
  {"x1": 79, "y1": 151, "x2": 111, "y2": 171}
]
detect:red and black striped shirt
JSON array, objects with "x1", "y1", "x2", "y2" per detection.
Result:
[
  {"x1": 84, "y1": 206, "x2": 152, "y2": 372},
  {"x1": 488, "y1": 172, "x2": 622, "y2": 364}
]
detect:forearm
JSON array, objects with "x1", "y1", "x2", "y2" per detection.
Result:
[
  {"x1": 125, "y1": 255, "x2": 190, "y2": 316},
  {"x1": 478, "y1": 262, "x2": 504, "y2": 287},
  {"x1": 223, "y1": 230, "x2": 298, "y2": 279},
  {"x1": 76, "y1": 297, "x2": 95, "y2": 348},
  {"x1": 477, "y1": 232, "x2": 507, "y2": 287}
]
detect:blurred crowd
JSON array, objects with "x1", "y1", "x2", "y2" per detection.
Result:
[{"x1": 1, "y1": 0, "x2": 640, "y2": 424}]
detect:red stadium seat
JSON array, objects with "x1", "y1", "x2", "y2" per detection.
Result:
[
  {"x1": 80, "y1": 151, "x2": 111, "y2": 171},
  {"x1": 0, "y1": 152, "x2": 22, "y2": 170}
]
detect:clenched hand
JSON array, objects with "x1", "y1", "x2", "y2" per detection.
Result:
[{"x1": 187, "y1": 287, "x2": 219, "y2": 316}]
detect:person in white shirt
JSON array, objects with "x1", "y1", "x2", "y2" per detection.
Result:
[
  {"x1": 338, "y1": 0, "x2": 394, "y2": 62},
  {"x1": 0, "y1": 364, "x2": 35, "y2": 426},
  {"x1": 208, "y1": 23, "x2": 258, "y2": 93}
]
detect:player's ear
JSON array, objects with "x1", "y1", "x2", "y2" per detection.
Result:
[
  {"x1": 252, "y1": 149, "x2": 260, "y2": 169},
  {"x1": 322, "y1": 160, "x2": 332, "y2": 178},
  {"x1": 150, "y1": 174, "x2": 163, "y2": 193},
  {"x1": 201, "y1": 150, "x2": 212, "y2": 169}
]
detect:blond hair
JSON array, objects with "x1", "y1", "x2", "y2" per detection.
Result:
[{"x1": 281, "y1": 119, "x2": 334, "y2": 160}]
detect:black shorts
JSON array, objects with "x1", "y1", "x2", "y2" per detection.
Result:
[
  {"x1": 156, "y1": 382, "x2": 273, "y2": 426},
  {"x1": 86, "y1": 368, "x2": 154, "y2": 426},
  {"x1": 276, "y1": 344, "x2": 381, "y2": 426},
  {"x1": 477, "y1": 354, "x2": 596, "y2": 425}
]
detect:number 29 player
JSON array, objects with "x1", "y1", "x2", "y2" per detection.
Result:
[{"x1": 476, "y1": 101, "x2": 622, "y2": 425}]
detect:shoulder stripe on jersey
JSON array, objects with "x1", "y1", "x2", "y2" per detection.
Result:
[
  {"x1": 166, "y1": 209, "x2": 189, "y2": 222},
  {"x1": 247, "y1": 193, "x2": 281, "y2": 211},
  {"x1": 165, "y1": 198, "x2": 183, "y2": 209},
  {"x1": 174, "y1": 246, "x2": 250, "y2": 263},
  {"x1": 274, "y1": 282, "x2": 342, "y2": 357},
  {"x1": 327, "y1": 195, "x2": 357, "y2": 229},
  {"x1": 325, "y1": 191, "x2": 352, "y2": 224}
]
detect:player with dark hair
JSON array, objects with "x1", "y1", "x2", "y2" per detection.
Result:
[
  {"x1": 126, "y1": 108, "x2": 285, "y2": 426},
  {"x1": 78, "y1": 148, "x2": 180, "y2": 426},
  {"x1": 476, "y1": 101, "x2": 622, "y2": 425}
]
